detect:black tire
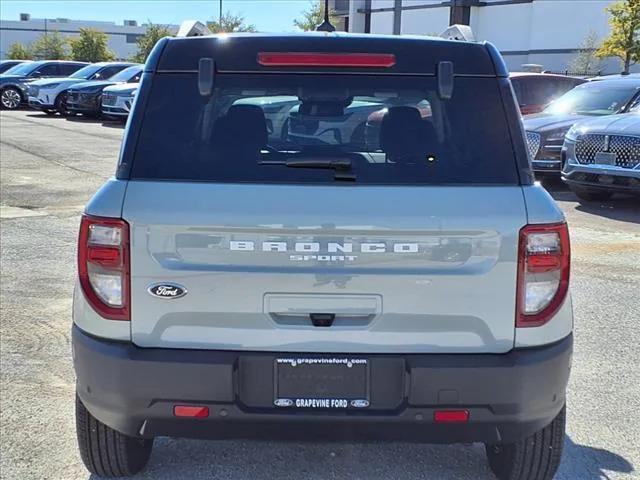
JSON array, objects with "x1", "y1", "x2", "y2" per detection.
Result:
[
  {"x1": 570, "y1": 185, "x2": 613, "y2": 202},
  {"x1": 485, "y1": 406, "x2": 565, "y2": 480},
  {"x1": 76, "y1": 395, "x2": 153, "y2": 477},
  {"x1": 1, "y1": 87, "x2": 23, "y2": 110},
  {"x1": 55, "y1": 91, "x2": 74, "y2": 117},
  {"x1": 43, "y1": 109, "x2": 57, "y2": 116}
]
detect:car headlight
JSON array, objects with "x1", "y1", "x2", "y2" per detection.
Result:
[{"x1": 546, "y1": 127, "x2": 571, "y2": 142}]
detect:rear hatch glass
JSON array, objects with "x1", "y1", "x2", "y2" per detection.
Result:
[{"x1": 131, "y1": 74, "x2": 519, "y2": 184}]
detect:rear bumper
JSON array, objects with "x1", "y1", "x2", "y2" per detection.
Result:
[{"x1": 73, "y1": 326, "x2": 572, "y2": 444}]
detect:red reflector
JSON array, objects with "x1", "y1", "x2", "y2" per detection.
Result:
[
  {"x1": 173, "y1": 405, "x2": 209, "y2": 418},
  {"x1": 434, "y1": 410, "x2": 469, "y2": 423},
  {"x1": 257, "y1": 52, "x2": 396, "y2": 68},
  {"x1": 87, "y1": 246, "x2": 121, "y2": 267}
]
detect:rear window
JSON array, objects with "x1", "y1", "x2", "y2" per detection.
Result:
[{"x1": 131, "y1": 74, "x2": 519, "y2": 184}]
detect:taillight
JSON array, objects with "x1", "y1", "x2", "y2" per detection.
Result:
[
  {"x1": 78, "y1": 215, "x2": 130, "y2": 321},
  {"x1": 257, "y1": 52, "x2": 396, "y2": 68},
  {"x1": 516, "y1": 223, "x2": 570, "y2": 327}
]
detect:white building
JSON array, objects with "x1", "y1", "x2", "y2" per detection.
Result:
[
  {"x1": 0, "y1": 13, "x2": 178, "y2": 60},
  {"x1": 336, "y1": 0, "x2": 635, "y2": 75}
]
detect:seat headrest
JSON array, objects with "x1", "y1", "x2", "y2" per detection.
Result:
[
  {"x1": 379, "y1": 106, "x2": 434, "y2": 163},
  {"x1": 213, "y1": 104, "x2": 268, "y2": 151}
]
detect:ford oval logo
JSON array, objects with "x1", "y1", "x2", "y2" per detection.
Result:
[
  {"x1": 350, "y1": 399, "x2": 370, "y2": 408},
  {"x1": 147, "y1": 283, "x2": 187, "y2": 299},
  {"x1": 274, "y1": 398, "x2": 294, "y2": 407}
]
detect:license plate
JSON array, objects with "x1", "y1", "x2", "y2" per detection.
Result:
[
  {"x1": 594, "y1": 152, "x2": 616, "y2": 165},
  {"x1": 274, "y1": 357, "x2": 369, "y2": 409}
]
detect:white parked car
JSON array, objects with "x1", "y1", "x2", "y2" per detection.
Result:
[
  {"x1": 28, "y1": 62, "x2": 135, "y2": 116},
  {"x1": 101, "y1": 82, "x2": 139, "y2": 121}
]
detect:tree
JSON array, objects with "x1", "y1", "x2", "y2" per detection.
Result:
[
  {"x1": 207, "y1": 12, "x2": 256, "y2": 33},
  {"x1": 597, "y1": 0, "x2": 640, "y2": 74},
  {"x1": 69, "y1": 28, "x2": 115, "y2": 62},
  {"x1": 7, "y1": 42, "x2": 31, "y2": 60},
  {"x1": 293, "y1": 0, "x2": 339, "y2": 31},
  {"x1": 132, "y1": 23, "x2": 172, "y2": 63},
  {"x1": 569, "y1": 30, "x2": 602, "y2": 74},
  {"x1": 31, "y1": 31, "x2": 68, "y2": 59}
]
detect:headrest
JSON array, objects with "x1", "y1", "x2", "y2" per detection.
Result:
[
  {"x1": 213, "y1": 104, "x2": 268, "y2": 150},
  {"x1": 379, "y1": 106, "x2": 434, "y2": 162}
]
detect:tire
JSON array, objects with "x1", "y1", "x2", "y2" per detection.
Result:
[
  {"x1": 43, "y1": 109, "x2": 57, "y2": 116},
  {"x1": 55, "y1": 91, "x2": 74, "y2": 117},
  {"x1": 485, "y1": 406, "x2": 565, "y2": 480},
  {"x1": 570, "y1": 185, "x2": 613, "y2": 202},
  {"x1": 1, "y1": 87, "x2": 22, "y2": 110},
  {"x1": 76, "y1": 395, "x2": 153, "y2": 477}
]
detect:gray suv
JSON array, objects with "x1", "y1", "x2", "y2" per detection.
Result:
[{"x1": 73, "y1": 33, "x2": 573, "y2": 480}]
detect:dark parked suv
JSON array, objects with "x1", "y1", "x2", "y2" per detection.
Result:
[
  {"x1": 73, "y1": 33, "x2": 572, "y2": 480},
  {"x1": 0, "y1": 60, "x2": 86, "y2": 110},
  {"x1": 67, "y1": 64, "x2": 143, "y2": 117}
]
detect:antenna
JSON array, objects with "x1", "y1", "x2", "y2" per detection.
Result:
[{"x1": 316, "y1": 0, "x2": 336, "y2": 32}]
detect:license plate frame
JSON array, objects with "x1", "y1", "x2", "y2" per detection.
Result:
[
  {"x1": 273, "y1": 357, "x2": 370, "y2": 409},
  {"x1": 594, "y1": 151, "x2": 616, "y2": 166}
]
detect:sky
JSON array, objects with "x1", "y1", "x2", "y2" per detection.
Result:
[{"x1": 0, "y1": 0, "x2": 314, "y2": 32}]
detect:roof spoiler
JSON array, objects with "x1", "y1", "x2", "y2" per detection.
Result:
[
  {"x1": 177, "y1": 20, "x2": 212, "y2": 37},
  {"x1": 440, "y1": 25, "x2": 475, "y2": 42}
]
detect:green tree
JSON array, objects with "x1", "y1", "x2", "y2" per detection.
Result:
[
  {"x1": 69, "y1": 28, "x2": 115, "y2": 62},
  {"x1": 31, "y1": 31, "x2": 68, "y2": 59},
  {"x1": 207, "y1": 12, "x2": 256, "y2": 33},
  {"x1": 7, "y1": 42, "x2": 31, "y2": 60},
  {"x1": 569, "y1": 30, "x2": 602, "y2": 74},
  {"x1": 132, "y1": 23, "x2": 172, "y2": 63},
  {"x1": 597, "y1": 0, "x2": 640, "y2": 74},
  {"x1": 293, "y1": 0, "x2": 339, "y2": 31}
]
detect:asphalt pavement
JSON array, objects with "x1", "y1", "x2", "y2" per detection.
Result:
[{"x1": 1, "y1": 109, "x2": 638, "y2": 480}]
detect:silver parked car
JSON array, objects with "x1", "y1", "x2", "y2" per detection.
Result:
[
  {"x1": 101, "y1": 82, "x2": 138, "y2": 121},
  {"x1": 562, "y1": 105, "x2": 640, "y2": 201}
]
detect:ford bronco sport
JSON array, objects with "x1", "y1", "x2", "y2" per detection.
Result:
[{"x1": 73, "y1": 33, "x2": 573, "y2": 480}]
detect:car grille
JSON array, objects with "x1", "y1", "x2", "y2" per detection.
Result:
[
  {"x1": 575, "y1": 134, "x2": 640, "y2": 169},
  {"x1": 525, "y1": 131, "x2": 541, "y2": 160},
  {"x1": 102, "y1": 94, "x2": 117, "y2": 106}
]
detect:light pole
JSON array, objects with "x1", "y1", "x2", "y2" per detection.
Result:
[{"x1": 219, "y1": 0, "x2": 222, "y2": 21}]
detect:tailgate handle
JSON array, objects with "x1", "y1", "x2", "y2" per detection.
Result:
[{"x1": 309, "y1": 313, "x2": 335, "y2": 327}]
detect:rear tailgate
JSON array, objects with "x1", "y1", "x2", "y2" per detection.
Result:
[{"x1": 124, "y1": 183, "x2": 525, "y2": 353}]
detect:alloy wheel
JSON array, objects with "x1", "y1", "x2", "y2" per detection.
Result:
[{"x1": 1, "y1": 89, "x2": 21, "y2": 109}]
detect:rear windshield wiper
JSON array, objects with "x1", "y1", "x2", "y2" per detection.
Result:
[{"x1": 259, "y1": 158, "x2": 355, "y2": 180}]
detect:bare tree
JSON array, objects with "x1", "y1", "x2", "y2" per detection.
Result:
[{"x1": 569, "y1": 30, "x2": 602, "y2": 74}]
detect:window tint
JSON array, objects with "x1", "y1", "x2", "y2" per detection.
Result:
[
  {"x1": 512, "y1": 76, "x2": 583, "y2": 106},
  {"x1": 34, "y1": 64, "x2": 60, "y2": 76},
  {"x1": 131, "y1": 74, "x2": 519, "y2": 185},
  {"x1": 94, "y1": 65, "x2": 126, "y2": 80},
  {"x1": 60, "y1": 63, "x2": 83, "y2": 76}
]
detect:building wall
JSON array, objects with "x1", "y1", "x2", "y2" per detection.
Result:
[
  {"x1": 0, "y1": 17, "x2": 178, "y2": 60},
  {"x1": 347, "y1": 0, "x2": 635, "y2": 75}
]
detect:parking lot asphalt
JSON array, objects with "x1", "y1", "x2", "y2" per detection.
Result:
[{"x1": 1, "y1": 109, "x2": 639, "y2": 480}]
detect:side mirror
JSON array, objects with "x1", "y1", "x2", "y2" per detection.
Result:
[{"x1": 30, "y1": 71, "x2": 42, "y2": 78}]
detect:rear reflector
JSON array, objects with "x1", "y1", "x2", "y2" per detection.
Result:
[
  {"x1": 173, "y1": 405, "x2": 209, "y2": 418},
  {"x1": 434, "y1": 410, "x2": 470, "y2": 423},
  {"x1": 257, "y1": 52, "x2": 396, "y2": 68}
]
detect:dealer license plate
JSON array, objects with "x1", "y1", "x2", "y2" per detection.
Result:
[{"x1": 274, "y1": 357, "x2": 369, "y2": 409}]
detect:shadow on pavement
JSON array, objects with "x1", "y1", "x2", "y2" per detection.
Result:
[
  {"x1": 89, "y1": 440, "x2": 494, "y2": 480},
  {"x1": 551, "y1": 190, "x2": 640, "y2": 224},
  {"x1": 85, "y1": 436, "x2": 635, "y2": 480},
  {"x1": 557, "y1": 437, "x2": 635, "y2": 479},
  {"x1": 101, "y1": 121, "x2": 125, "y2": 129}
]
